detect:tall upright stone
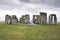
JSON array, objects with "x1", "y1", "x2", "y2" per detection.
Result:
[
  {"x1": 49, "y1": 14, "x2": 57, "y2": 25},
  {"x1": 11, "y1": 15, "x2": 18, "y2": 24},
  {"x1": 40, "y1": 12, "x2": 47, "y2": 24},
  {"x1": 25, "y1": 14, "x2": 30, "y2": 24},
  {"x1": 5, "y1": 15, "x2": 12, "y2": 24},
  {"x1": 33, "y1": 15, "x2": 40, "y2": 24}
]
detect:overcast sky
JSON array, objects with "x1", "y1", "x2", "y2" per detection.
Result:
[{"x1": 0, "y1": 0, "x2": 60, "y2": 22}]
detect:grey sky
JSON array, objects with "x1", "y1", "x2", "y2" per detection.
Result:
[
  {"x1": 20, "y1": 0, "x2": 60, "y2": 8},
  {"x1": 0, "y1": 0, "x2": 60, "y2": 22}
]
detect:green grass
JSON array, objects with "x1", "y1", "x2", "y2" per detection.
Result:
[{"x1": 0, "y1": 23, "x2": 60, "y2": 40}]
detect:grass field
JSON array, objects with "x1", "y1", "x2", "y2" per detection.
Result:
[{"x1": 0, "y1": 23, "x2": 60, "y2": 40}]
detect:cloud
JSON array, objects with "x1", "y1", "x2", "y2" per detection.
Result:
[
  {"x1": 0, "y1": 0, "x2": 20, "y2": 4},
  {"x1": 0, "y1": 0, "x2": 60, "y2": 8},
  {"x1": 0, "y1": 0, "x2": 60, "y2": 22},
  {"x1": 19, "y1": 0, "x2": 60, "y2": 8}
]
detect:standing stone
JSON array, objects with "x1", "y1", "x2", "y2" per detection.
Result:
[
  {"x1": 40, "y1": 12, "x2": 47, "y2": 24},
  {"x1": 11, "y1": 15, "x2": 18, "y2": 24},
  {"x1": 20, "y1": 15, "x2": 25, "y2": 23},
  {"x1": 5, "y1": 15, "x2": 12, "y2": 24},
  {"x1": 20, "y1": 17, "x2": 23, "y2": 23},
  {"x1": 20, "y1": 14, "x2": 30, "y2": 24},
  {"x1": 49, "y1": 16, "x2": 53, "y2": 24},
  {"x1": 49, "y1": 14, "x2": 57, "y2": 25},
  {"x1": 33, "y1": 15, "x2": 40, "y2": 24},
  {"x1": 24, "y1": 14, "x2": 30, "y2": 24}
]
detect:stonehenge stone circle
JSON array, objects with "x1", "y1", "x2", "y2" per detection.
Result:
[{"x1": 5, "y1": 12, "x2": 57, "y2": 25}]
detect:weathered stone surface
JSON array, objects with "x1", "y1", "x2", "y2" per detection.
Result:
[
  {"x1": 33, "y1": 15, "x2": 40, "y2": 24},
  {"x1": 5, "y1": 15, "x2": 11, "y2": 24},
  {"x1": 5, "y1": 12, "x2": 57, "y2": 25},
  {"x1": 11, "y1": 15, "x2": 18, "y2": 24},
  {"x1": 49, "y1": 14, "x2": 57, "y2": 25},
  {"x1": 40, "y1": 12, "x2": 47, "y2": 24},
  {"x1": 20, "y1": 18, "x2": 23, "y2": 23},
  {"x1": 25, "y1": 14, "x2": 30, "y2": 24},
  {"x1": 20, "y1": 15, "x2": 25, "y2": 23},
  {"x1": 20, "y1": 14, "x2": 30, "y2": 24}
]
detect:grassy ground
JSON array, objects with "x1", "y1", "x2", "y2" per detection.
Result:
[{"x1": 0, "y1": 23, "x2": 60, "y2": 40}]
